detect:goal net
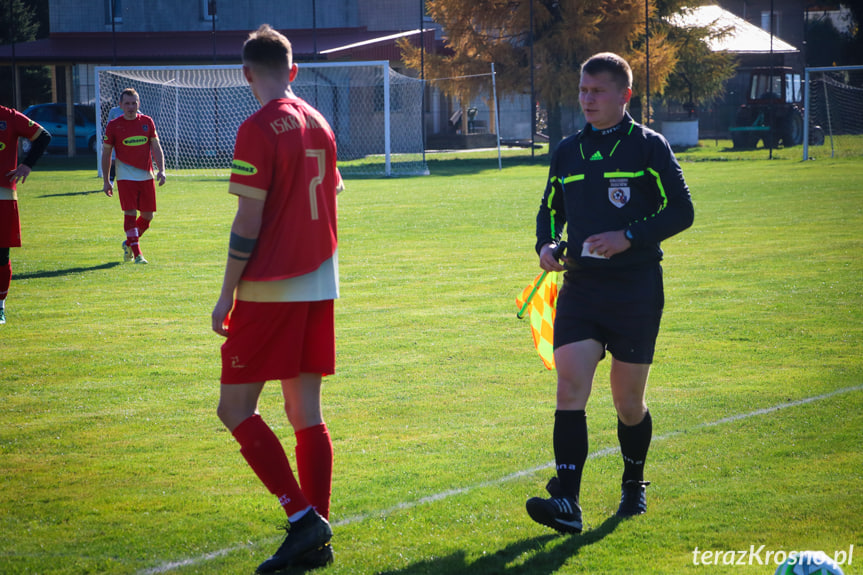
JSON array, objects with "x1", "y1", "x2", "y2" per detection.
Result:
[
  {"x1": 803, "y1": 65, "x2": 863, "y2": 160},
  {"x1": 95, "y1": 62, "x2": 428, "y2": 177}
]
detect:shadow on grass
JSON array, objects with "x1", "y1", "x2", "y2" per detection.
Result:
[
  {"x1": 38, "y1": 189, "x2": 103, "y2": 198},
  {"x1": 15, "y1": 261, "x2": 121, "y2": 280},
  {"x1": 378, "y1": 515, "x2": 623, "y2": 575},
  {"x1": 424, "y1": 154, "x2": 549, "y2": 177}
]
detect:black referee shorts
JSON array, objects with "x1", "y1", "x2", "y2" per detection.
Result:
[{"x1": 553, "y1": 263, "x2": 664, "y2": 364}]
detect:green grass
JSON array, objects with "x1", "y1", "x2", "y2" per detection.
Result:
[{"x1": 0, "y1": 144, "x2": 861, "y2": 575}]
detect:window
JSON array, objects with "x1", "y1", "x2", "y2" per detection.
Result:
[
  {"x1": 760, "y1": 10, "x2": 781, "y2": 35},
  {"x1": 106, "y1": 0, "x2": 122, "y2": 24},
  {"x1": 786, "y1": 74, "x2": 802, "y2": 104},
  {"x1": 202, "y1": 0, "x2": 217, "y2": 21}
]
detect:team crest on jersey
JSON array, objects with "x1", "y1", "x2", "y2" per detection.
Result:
[
  {"x1": 608, "y1": 177, "x2": 630, "y2": 208},
  {"x1": 0, "y1": 121, "x2": 6, "y2": 131},
  {"x1": 0, "y1": 142, "x2": 5, "y2": 151}
]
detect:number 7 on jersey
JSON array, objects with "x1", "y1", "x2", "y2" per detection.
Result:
[{"x1": 306, "y1": 149, "x2": 326, "y2": 220}]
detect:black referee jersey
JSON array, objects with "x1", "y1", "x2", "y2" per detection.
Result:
[{"x1": 536, "y1": 113, "x2": 694, "y2": 269}]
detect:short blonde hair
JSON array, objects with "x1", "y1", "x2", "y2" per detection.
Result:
[
  {"x1": 243, "y1": 24, "x2": 293, "y2": 72},
  {"x1": 119, "y1": 88, "x2": 139, "y2": 102},
  {"x1": 581, "y1": 52, "x2": 633, "y2": 90}
]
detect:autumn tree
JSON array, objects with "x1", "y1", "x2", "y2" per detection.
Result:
[
  {"x1": 653, "y1": 2, "x2": 737, "y2": 117},
  {"x1": 400, "y1": 0, "x2": 680, "y2": 151}
]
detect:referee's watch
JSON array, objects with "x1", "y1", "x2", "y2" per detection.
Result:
[{"x1": 624, "y1": 228, "x2": 634, "y2": 243}]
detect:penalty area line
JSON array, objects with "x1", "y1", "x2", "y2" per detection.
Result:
[{"x1": 138, "y1": 384, "x2": 862, "y2": 575}]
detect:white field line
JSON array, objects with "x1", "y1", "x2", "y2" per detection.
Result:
[{"x1": 138, "y1": 384, "x2": 863, "y2": 575}]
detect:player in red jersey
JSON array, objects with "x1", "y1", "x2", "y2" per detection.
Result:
[
  {"x1": 211, "y1": 25, "x2": 343, "y2": 574},
  {"x1": 0, "y1": 105, "x2": 52, "y2": 325},
  {"x1": 101, "y1": 88, "x2": 166, "y2": 264}
]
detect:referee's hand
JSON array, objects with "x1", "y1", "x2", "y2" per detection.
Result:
[
  {"x1": 539, "y1": 243, "x2": 566, "y2": 272},
  {"x1": 584, "y1": 230, "x2": 631, "y2": 259}
]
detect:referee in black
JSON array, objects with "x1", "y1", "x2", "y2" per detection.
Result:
[{"x1": 525, "y1": 52, "x2": 694, "y2": 533}]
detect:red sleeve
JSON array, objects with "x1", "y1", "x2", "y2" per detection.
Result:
[
  {"x1": 146, "y1": 116, "x2": 158, "y2": 140},
  {"x1": 13, "y1": 109, "x2": 43, "y2": 141},
  {"x1": 229, "y1": 118, "x2": 273, "y2": 199}
]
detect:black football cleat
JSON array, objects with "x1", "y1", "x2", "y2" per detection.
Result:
[
  {"x1": 616, "y1": 480, "x2": 650, "y2": 517},
  {"x1": 526, "y1": 477, "x2": 583, "y2": 533},
  {"x1": 256, "y1": 511, "x2": 333, "y2": 574},
  {"x1": 295, "y1": 542, "x2": 334, "y2": 571}
]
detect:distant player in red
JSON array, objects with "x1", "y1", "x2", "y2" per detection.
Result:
[
  {"x1": 101, "y1": 88, "x2": 166, "y2": 264},
  {"x1": 211, "y1": 25, "x2": 343, "y2": 574},
  {"x1": 0, "y1": 105, "x2": 52, "y2": 325}
]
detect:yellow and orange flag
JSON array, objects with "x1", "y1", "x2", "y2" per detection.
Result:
[{"x1": 516, "y1": 271, "x2": 559, "y2": 370}]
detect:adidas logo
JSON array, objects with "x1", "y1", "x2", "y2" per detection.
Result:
[{"x1": 589, "y1": 150, "x2": 603, "y2": 161}]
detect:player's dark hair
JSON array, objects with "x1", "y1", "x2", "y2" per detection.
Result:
[
  {"x1": 581, "y1": 52, "x2": 633, "y2": 89},
  {"x1": 243, "y1": 24, "x2": 293, "y2": 72}
]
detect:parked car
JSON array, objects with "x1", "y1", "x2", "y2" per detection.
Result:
[{"x1": 22, "y1": 103, "x2": 99, "y2": 154}]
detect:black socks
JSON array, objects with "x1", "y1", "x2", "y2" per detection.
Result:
[
  {"x1": 553, "y1": 410, "x2": 588, "y2": 500},
  {"x1": 618, "y1": 410, "x2": 652, "y2": 483}
]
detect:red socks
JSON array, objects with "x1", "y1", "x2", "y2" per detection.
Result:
[
  {"x1": 295, "y1": 423, "x2": 334, "y2": 519},
  {"x1": 136, "y1": 216, "x2": 151, "y2": 236},
  {"x1": 232, "y1": 414, "x2": 309, "y2": 517},
  {"x1": 0, "y1": 261, "x2": 10, "y2": 299},
  {"x1": 123, "y1": 215, "x2": 151, "y2": 257},
  {"x1": 232, "y1": 416, "x2": 334, "y2": 520},
  {"x1": 123, "y1": 215, "x2": 141, "y2": 257}
]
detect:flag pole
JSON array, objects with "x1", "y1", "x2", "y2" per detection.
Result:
[{"x1": 517, "y1": 270, "x2": 548, "y2": 319}]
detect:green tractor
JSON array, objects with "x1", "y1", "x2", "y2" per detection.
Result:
[{"x1": 730, "y1": 67, "x2": 823, "y2": 149}]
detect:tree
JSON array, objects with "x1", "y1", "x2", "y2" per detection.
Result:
[
  {"x1": 400, "y1": 0, "x2": 680, "y2": 152},
  {"x1": 805, "y1": 0, "x2": 863, "y2": 66},
  {"x1": 0, "y1": 0, "x2": 51, "y2": 108},
  {"x1": 839, "y1": 0, "x2": 863, "y2": 64},
  {"x1": 658, "y1": 5, "x2": 737, "y2": 117},
  {"x1": 0, "y1": 0, "x2": 39, "y2": 44}
]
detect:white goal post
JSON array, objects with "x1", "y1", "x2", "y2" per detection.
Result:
[
  {"x1": 95, "y1": 62, "x2": 428, "y2": 177},
  {"x1": 803, "y1": 65, "x2": 863, "y2": 160}
]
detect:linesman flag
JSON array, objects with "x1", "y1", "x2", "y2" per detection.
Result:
[{"x1": 516, "y1": 271, "x2": 559, "y2": 370}]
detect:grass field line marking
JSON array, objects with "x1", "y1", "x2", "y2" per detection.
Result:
[{"x1": 138, "y1": 384, "x2": 862, "y2": 575}]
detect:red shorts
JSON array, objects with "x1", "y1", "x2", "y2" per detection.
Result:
[
  {"x1": 0, "y1": 200, "x2": 21, "y2": 248},
  {"x1": 117, "y1": 179, "x2": 157, "y2": 212},
  {"x1": 220, "y1": 299, "x2": 335, "y2": 384}
]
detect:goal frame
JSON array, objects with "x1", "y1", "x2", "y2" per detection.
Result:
[
  {"x1": 803, "y1": 64, "x2": 863, "y2": 161},
  {"x1": 95, "y1": 62, "x2": 427, "y2": 177}
]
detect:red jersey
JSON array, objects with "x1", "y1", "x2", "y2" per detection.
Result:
[
  {"x1": 229, "y1": 97, "x2": 340, "y2": 282},
  {"x1": 0, "y1": 106, "x2": 45, "y2": 192},
  {"x1": 104, "y1": 113, "x2": 158, "y2": 172}
]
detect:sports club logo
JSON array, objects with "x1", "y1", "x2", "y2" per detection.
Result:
[
  {"x1": 609, "y1": 187, "x2": 630, "y2": 208},
  {"x1": 231, "y1": 160, "x2": 258, "y2": 176},
  {"x1": 122, "y1": 135, "x2": 149, "y2": 146},
  {"x1": 0, "y1": 121, "x2": 6, "y2": 131},
  {"x1": 0, "y1": 142, "x2": 5, "y2": 151},
  {"x1": 608, "y1": 177, "x2": 630, "y2": 208}
]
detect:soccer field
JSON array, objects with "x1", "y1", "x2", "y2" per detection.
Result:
[{"x1": 1, "y1": 147, "x2": 861, "y2": 574}]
